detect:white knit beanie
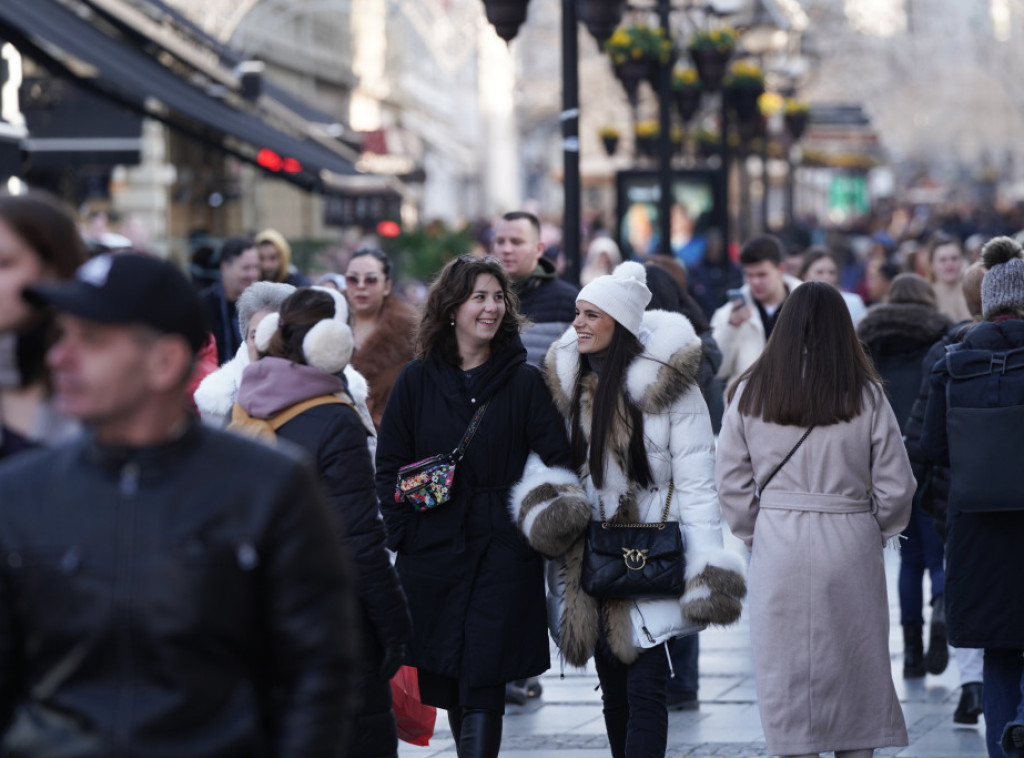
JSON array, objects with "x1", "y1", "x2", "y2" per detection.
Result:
[{"x1": 576, "y1": 261, "x2": 651, "y2": 336}]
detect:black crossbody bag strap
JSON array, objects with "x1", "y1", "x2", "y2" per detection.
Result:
[
  {"x1": 757, "y1": 425, "x2": 814, "y2": 497},
  {"x1": 450, "y1": 403, "x2": 488, "y2": 463}
]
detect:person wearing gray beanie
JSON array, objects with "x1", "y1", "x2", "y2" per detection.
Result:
[
  {"x1": 532, "y1": 260, "x2": 746, "y2": 758},
  {"x1": 980, "y1": 236, "x2": 1024, "y2": 319},
  {"x1": 920, "y1": 234, "x2": 1024, "y2": 757}
]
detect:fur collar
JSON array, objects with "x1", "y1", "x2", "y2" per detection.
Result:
[
  {"x1": 350, "y1": 295, "x2": 418, "y2": 381},
  {"x1": 544, "y1": 309, "x2": 703, "y2": 418},
  {"x1": 856, "y1": 303, "x2": 952, "y2": 347}
]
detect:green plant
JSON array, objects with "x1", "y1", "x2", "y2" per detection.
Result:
[
  {"x1": 687, "y1": 26, "x2": 738, "y2": 53},
  {"x1": 635, "y1": 120, "x2": 660, "y2": 138},
  {"x1": 605, "y1": 24, "x2": 673, "y2": 66},
  {"x1": 599, "y1": 125, "x2": 621, "y2": 138},
  {"x1": 672, "y1": 66, "x2": 701, "y2": 90},
  {"x1": 388, "y1": 221, "x2": 475, "y2": 282},
  {"x1": 723, "y1": 60, "x2": 765, "y2": 88},
  {"x1": 784, "y1": 98, "x2": 810, "y2": 115}
]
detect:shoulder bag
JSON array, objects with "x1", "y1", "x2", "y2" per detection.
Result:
[
  {"x1": 582, "y1": 482, "x2": 685, "y2": 600},
  {"x1": 394, "y1": 403, "x2": 488, "y2": 512},
  {"x1": 756, "y1": 425, "x2": 815, "y2": 498}
]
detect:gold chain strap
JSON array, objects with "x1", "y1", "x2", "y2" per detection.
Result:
[{"x1": 598, "y1": 481, "x2": 675, "y2": 527}]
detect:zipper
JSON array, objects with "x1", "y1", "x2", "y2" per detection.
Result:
[
  {"x1": 635, "y1": 603, "x2": 657, "y2": 645},
  {"x1": 114, "y1": 461, "x2": 140, "y2": 752}
]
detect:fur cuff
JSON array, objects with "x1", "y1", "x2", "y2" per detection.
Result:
[
  {"x1": 509, "y1": 454, "x2": 590, "y2": 558},
  {"x1": 681, "y1": 551, "x2": 747, "y2": 627}
]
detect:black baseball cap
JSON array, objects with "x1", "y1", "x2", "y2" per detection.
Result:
[{"x1": 24, "y1": 253, "x2": 208, "y2": 354}]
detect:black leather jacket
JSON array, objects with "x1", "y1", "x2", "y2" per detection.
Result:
[{"x1": 0, "y1": 420, "x2": 361, "y2": 757}]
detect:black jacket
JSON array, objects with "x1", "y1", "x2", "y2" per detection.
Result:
[
  {"x1": 920, "y1": 319, "x2": 1024, "y2": 648},
  {"x1": 903, "y1": 320, "x2": 974, "y2": 539},
  {"x1": 375, "y1": 335, "x2": 571, "y2": 688},
  {"x1": 276, "y1": 404, "x2": 411, "y2": 758},
  {"x1": 199, "y1": 283, "x2": 241, "y2": 365},
  {"x1": 857, "y1": 302, "x2": 952, "y2": 431},
  {"x1": 515, "y1": 258, "x2": 579, "y2": 366},
  {"x1": 0, "y1": 421, "x2": 360, "y2": 757}
]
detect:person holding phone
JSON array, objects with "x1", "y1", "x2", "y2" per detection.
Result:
[{"x1": 711, "y1": 235, "x2": 802, "y2": 388}]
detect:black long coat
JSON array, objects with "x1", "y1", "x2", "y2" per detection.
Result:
[
  {"x1": 375, "y1": 335, "x2": 570, "y2": 689},
  {"x1": 277, "y1": 403, "x2": 411, "y2": 758},
  {"x1": 920, "y1": 319, "x2": 1024, "y2": 648}
]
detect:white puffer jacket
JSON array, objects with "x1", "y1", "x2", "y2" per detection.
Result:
[{"x1": 513, "y1": 309, "x2": 746, "y2": 666}]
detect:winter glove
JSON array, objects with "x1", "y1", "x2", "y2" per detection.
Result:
[
  {"x1": 510, "y1": 456, "x2": 590, "y2": 558},
  {"x1": 379, "y1": 644, "x2": 406, "y2": 681},
  {"x1": 681, "y1": 564, "x2": 746, "y2": 627}
]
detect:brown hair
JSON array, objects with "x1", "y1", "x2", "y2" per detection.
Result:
[
  {"x1": 729, "y1": 281, "x2": 881, "y2": 426},
  {"x1": 0, "y1": 190, "x2": 86, "y2": 277},
  {"x1": 416, "y1": 255, "x2": 524, "y2": 365},
  {"x1": 797, "y1": 246, "x2": 836, "y2": 280},
  {"x1": 263, "y1": 288, "x2": 337, "y2": 365},
  {"x1": 888, "y1": 273, "x2": 936, "y2": 307}
]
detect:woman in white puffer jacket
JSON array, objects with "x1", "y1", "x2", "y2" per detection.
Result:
[{"x1": 510, "y1": 262, "x2": 745, "y2": 758}]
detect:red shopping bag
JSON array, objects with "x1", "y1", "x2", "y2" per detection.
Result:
[{"x1": 390, "y1": 665, "x2": 436, "y2": 746}]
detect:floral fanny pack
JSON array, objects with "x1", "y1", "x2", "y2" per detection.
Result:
[{"x1": 395, "y1": 403, "x2": 489, "y2": 511}]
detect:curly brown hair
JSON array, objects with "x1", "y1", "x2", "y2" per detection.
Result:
[{"x1": 416, "y1": 255, "x2": 525, "y2": 365}]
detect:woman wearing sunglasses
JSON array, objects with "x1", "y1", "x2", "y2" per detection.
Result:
[{"x1": 345, "y1": 248, "x2": 418, "y2": 429}]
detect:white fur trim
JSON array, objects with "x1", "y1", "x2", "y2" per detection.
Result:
[
  {"x1": 193, "y1": 343, "x2": 248, "y2": 418},
  {"x1": 684, "y1": 545, "x2": 747, "y2": 583},
  {"x1": 680, "y1": 582, "x2": 712, "y2": 605},
  {"x1": 254, "y1": 312, "x2": 280, "y2": 353},
  {"x1": 508, "y1": 453, "x2": 584, "y2": 533},
  {"x1": 625, "y1": 310, "x2": 699, "y2": 404},
  {"x1": 302, "y1": 320, "x2": 354, "y2": 374},
  {"x1": 311, "y1": 285, "x2": 350, "y2": 324}
]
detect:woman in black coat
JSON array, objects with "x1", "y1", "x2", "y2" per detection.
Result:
[
  {"x1": 857, "y1": 273, "x2": 952, "y2": 681},
  {"x1": 376, "y1": 256, "x2": 573, "y2": 758},
  {"x1": 920, "y1": 238, "x2": 1024, "y2": 758},
  {"x1": 231, "y1": 287, "x2": 412, "y2": 758}
]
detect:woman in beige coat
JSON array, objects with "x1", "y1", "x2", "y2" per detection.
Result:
[{"x1": 715, "y1": 282, "x2": 915, "y2": 758}]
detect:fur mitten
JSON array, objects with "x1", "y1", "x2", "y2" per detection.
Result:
[
  {"x1": 509, "y1": 453, "x2": 590, "y2": 558},
  {"x1": 681, "y1": 549, "x2": 747, "y2": 627}
]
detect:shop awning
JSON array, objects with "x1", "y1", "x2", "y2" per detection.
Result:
[{"x1": 0, "y1": 0, "x2": 359, "y2": 190}]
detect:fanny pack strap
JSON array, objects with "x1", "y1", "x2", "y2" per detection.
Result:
[
  {"x1": 757, "y1": 425, "x2": 815, "y2": 498},
  {"x1": 450, "y1": 403, "x2": 489, "y2": 462}
]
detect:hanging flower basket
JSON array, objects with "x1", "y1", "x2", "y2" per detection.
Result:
[
  {"x1": 724, "y1": 61, "x2": 765, "y2": 123},
  {"x1": 607, "y1": 23, "x2": 672, "y2": 100},
  {"x1": 672, "y1": 67, "x2": 702, "y2": 122},
  {"x1": 694, "y1": 128, "x2": 719, "y2": 160},
  {"x1": 599, "y1": 127, "x2": 620, "y2": 156},
  {"x1": 613, "y1": 58, "x2": 654, "y2": 104},
  {"x1": 635, "y1": 120, "x2": 660, "y2": 158},
  {"x1": 687, "y1": 27, "x2": 737, "y2": 91},
  {"x1": 783, "y1": 99, "x2": 811, "y2": 140}
]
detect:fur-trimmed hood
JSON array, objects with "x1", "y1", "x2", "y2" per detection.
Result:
[
  {"x1": 856, "y1": 302, "x2": 952, "y2": 350},
  {"x1": 545, "y1": 309, "x2": 704, "y2": 418},
  {"x1": 193, "y1": 344, "x2": 373, "y2": 435}
]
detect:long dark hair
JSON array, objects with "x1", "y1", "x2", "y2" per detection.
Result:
[
  {"x1": 570, "y1": 321, "x2": 653, "y2": 490},
  {"x1": 416, "y1": 255, "x2": 524, "y2": 365},
  {"x1": 729, "y1": 281, "x2": 881, "y2": 426}
]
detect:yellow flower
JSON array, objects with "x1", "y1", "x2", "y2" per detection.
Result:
[
  {"x1": 635, "y1": 120, "x2": 660, "y2": 137},
  {"x1": 610, "y1": 29, "x2": 630, "y2": 46},
  {"x1": 599, "y1": 126, "x2": 621, "y2": 138},
  {"x1": 631, "y1": 47, "x2": 642, "y2": 59}
]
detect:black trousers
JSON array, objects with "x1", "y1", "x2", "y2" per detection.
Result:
[{"x1": 594, "y1": 639, "x2": 670, "y2": 758}]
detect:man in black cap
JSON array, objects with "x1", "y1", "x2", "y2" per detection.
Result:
[{"x1": 0, "y1": 253, "x2": 361, "y2": 757}]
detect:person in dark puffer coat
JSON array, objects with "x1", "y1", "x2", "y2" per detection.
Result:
[
  {"x1": 857, "y1": 274, "x2": 953, "y2": 682},
  {"x1": 920, "y1": 237, "x2": 1024, "y2": 758},
  {"x1": 230, "y1": 287, "x2": 412, "y2": 758},
  {"x1": 903, "y1": 260, "x2": 987, "y2": 727}
]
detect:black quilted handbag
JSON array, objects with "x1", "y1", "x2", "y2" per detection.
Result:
[{"x1": 581, "y1": 482, "x2": 685, "y2": 600}]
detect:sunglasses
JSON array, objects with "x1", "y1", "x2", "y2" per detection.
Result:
[{"x1": 344, "y1": 274, "x2": 382, "y2": 287}]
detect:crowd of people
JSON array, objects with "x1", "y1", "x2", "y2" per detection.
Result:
[{"x1": 0, "y1": 190, "x2": 1023, "y2": 758}]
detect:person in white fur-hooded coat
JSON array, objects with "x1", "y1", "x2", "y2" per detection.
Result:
[{"x1": 511, "y1": 261, "x2": 745, "y2": 758}]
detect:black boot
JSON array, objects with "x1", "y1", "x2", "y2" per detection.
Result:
[
  {"x1": 925, "y1": 595, "x2": 949, "y2": 675},
  {"x1": 448, "y1": 707, "x2": 464, "y2": 743},
  {"x1": 457, "y1": 709, "x2": 503, "y2": 758},
  {"x1": 953, "y1": 682, "x2": 983, "y2": 725},
  {"x1": 903, "y1": 623, "x2": 925, "y2": 678}
]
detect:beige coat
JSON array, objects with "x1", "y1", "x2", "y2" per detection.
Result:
[{"x1": 715, "y1": 384, "x2": 913, "y2": 756}]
